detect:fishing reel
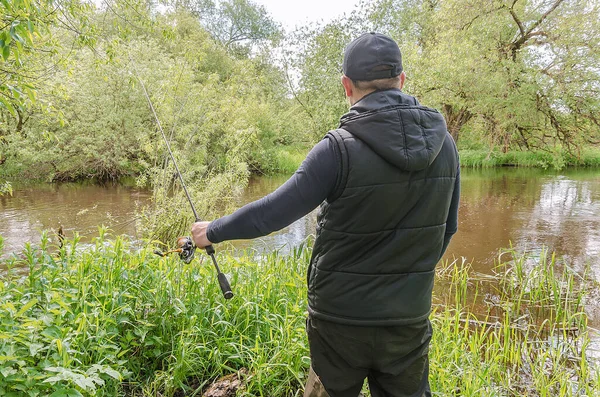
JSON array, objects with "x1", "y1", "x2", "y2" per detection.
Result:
[
  {"x1": 153, "y1": 236, "x2": 233, "y2": 300},
  {"x1": 154, "y1": 236, "x2": 197, "y2": 264}
]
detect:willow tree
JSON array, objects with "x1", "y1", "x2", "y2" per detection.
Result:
[
  {"x1": 295, "y1": 0, "x2": 600, "y2": 161},
  {"x1": 395, "y1": 0, "x2": 600, "y2": 156}
]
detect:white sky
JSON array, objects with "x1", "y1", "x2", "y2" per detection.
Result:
[{"x1": 252, "y1": 0, "x2": 363, "y2": 31}]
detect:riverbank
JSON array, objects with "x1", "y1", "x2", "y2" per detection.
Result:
[
  {"x1": 1, "y1": 233, "x2": 598, "y2": 396},
  {"x1": 256, "y1": 146, "x2": 600, "y2": 174},
  {"x1": 3, "y1": 145, "x2": 599, "y2": 187},
  {"x1": 459, "y1": 147, "x2": 600, "y2": 169}
]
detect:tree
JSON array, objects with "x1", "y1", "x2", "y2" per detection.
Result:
[
  {"x1": 0, "y1": 0, "x2": 93, "y2": 117},
  {"x1": 294, "y1": 0, "x2": 600, "y2": 163},
  {"x1": 178, "y1": 0, "x2": 281, "y2": 55}
]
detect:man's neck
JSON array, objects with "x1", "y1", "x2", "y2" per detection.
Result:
[{"x1": 350, "y1": 89, "x2": 377, "y2": 106}]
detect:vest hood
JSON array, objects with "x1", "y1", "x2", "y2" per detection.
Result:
[{"x1": 339, "y1": 89, "x2": 448, "y2": 171}]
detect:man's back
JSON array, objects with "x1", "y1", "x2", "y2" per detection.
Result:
[{"x1": 308, "y1": 89, "x2": 459, "y2": 326}]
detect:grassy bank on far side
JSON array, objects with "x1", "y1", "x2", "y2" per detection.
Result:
[{"x1": 459, "y1": 147, "x2": 600, "y2": 169}]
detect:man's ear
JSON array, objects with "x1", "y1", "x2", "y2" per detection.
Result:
[
  {"x1": 341, "y1": 75, "x2": 353, "y2": 98},
  {"x1": 399, "y1": 71, "x2": 406, "y2": 90}
]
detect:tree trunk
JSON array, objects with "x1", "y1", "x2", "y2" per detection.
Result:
[{"x1": 442, "y1": 104, "x2": 472, "y2": 142}]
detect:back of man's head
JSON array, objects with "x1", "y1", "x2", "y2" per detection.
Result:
[{"x1": 343, "y1": 32, "x2": 404, "y2": 92}]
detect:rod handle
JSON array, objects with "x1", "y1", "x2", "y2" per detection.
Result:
[
  {"x1": 218, "y1": 272, "x2": 234, "y2": 299},
  {"x1": 194, "y1": 219, "x2": 233, "y2": 299},
  {"x1": 205, "y1": 244, "x2": 215, "y2": 255}
]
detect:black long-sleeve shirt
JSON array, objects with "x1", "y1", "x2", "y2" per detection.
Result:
[{"x1": 207, "y1": 138, "x2": 460, "y2": 252}]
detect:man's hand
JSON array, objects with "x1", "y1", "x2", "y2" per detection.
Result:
[{"x1": 191, "y1": 221, "x2": 213, "y2": 248}]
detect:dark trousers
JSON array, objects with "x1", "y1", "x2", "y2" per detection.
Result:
[{"x1": 304, "y1": 316, "x2": 432, "y2": 397}]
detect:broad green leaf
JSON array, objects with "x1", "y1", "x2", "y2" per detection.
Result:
[
  {"x1": 41, "y1": 326, "x2": 62, "y2": 339},
  {"x1": 49, "y1": 388, "x2": 84, "y2": 397},
  {"x1": 25, "y1": 86, "x2": 36, "y2": 102},
  {"x1": 15, "y1": 298, "x2": 38, "y2": 318},
  {"x1": 73, "y1": 376, "x2": 96, "y2": 391},
  {"x1": 0, "y1": 97, "x2": 16, "y2": 117},
  {"x1": 0, "y1": 367, "x2": 17, "y2": 377},
  {"x1": 28, "y1": 343, "x2": 44, "y2": 357}
]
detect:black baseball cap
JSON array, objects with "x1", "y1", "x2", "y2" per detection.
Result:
[{"x1": 342, "y1": 32, "x2": 403, "y2": 81}]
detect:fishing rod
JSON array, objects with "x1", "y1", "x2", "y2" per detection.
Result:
[{"x1": 129, "y1": 56, "x2": 233, "y2": 300}]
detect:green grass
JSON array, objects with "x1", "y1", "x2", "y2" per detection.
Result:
[
  {"x1": 431, "y1": 250, "x2": 598, "y2": 396},
  {"x1": 249, "y1": 145, "x2": 308, "y2": 176},
  {"x1": 271, "y1": 148, "x2": 306, "y2": 175},
  {"x1": 0, "y1": 232, "x2": 598, "y2": 396},
  {"x1": 459, "y1": 147, "x2": 600, "y2": 169}
]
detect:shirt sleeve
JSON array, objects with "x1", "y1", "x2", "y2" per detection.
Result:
[
  {"x1": 441, "y1": 165, "x2": 460, "y2": 256},
  {"x1": 207, "y1": 139, "x2": 339, "y2": 243}
]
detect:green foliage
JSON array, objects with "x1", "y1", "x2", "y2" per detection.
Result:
[
  {"x1": 0, "y1": 0, "x2": 94, "y2": 118},
  {"x1": 0, "y1": 231, "x2": 311, "y2": 396},
  {"x1": 292, "y1": 0, "x2": 600, "y2": 158},
  {"x1": 286, "y1": 23, "x2": 351, "y2": 139},
  {"x1": 0, "y1": 6, "x2": 307, "y2": 239},
  {"x1": 183, "y1": 0, "x2": 282, "y2": 55},
  {"x1": 459, "y1": 147, "x2": 600, "y2": 169},
  {"x1": 1, "y1": 235, "x2": 598, "y2": 396},
  {"x1": 249, "y1": 144, "x2": 307, "y2": 175},
  {"x1": 0, "y1": 180, "x2": 11, "y2": 195},
  {"x1": 431, "y1": 249, "x2": 598, "y2": 395}
]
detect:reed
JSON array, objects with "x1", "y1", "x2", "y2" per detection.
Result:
[{"x1": 0, "y1": 233, "x2": 597, "y2": 396}]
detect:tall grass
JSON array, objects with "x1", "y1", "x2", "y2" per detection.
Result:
[
  {"x1": 459, "y1": 148, "x2": 600, "y2": 169},
  {"x1": 431, "y1": 250, "x2": 598, "y2": 396},
  {"x1": 1, "y1": 233, "x2": 598, "y2": 396},
  {"x1": 249, "y1": 145, "x2": 308, "y2": 175}
]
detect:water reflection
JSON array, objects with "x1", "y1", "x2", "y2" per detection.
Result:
[
  {"x1": 519, "y1": 176, "x2": 600, "y2": 273},
  {"x1": 0, "y1": 182, "x2": 151, "y2": 256}
]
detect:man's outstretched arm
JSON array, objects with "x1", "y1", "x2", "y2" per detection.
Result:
[{"x1": 192, "y1": 139, "x2": 339, "y2": 247}]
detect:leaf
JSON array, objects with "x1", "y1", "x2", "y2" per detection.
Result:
[
  {"x1": 0, "y1": 367, "x2": 17, "y2": 377},
  {"x1": 73, "y1": 376, "x2": 96, "y2": 391},
  {"x1": 28, "y1": 343, "x2": 44, "y2": 357},
  {"x1": 44, "y1": 375, "x2": 63, "y2": 383},
  {"x1": 49, "y1": 388, "x2": 84, "y2": 397},
  {"x1": 15, "y1": 298, "x2": 38, "y2": 318},
  {"x1": 42, "y1": 326, "x2": 62, "y2": 339},
  {"x1": 25, "y1": 86, "x2": 36, "y2": 102},
  {"x1": 0, "y1": 96, "x2": 16, "y2": 117},
  {"x1": 88, "y1": 365, "x2": 121, "y2": 380},
  {"x1": 2, "y1": 45, "x2": 9, "y2": 61}
]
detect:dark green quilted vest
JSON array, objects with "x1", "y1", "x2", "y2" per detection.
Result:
[{"x1": 307, "y1": 89, "x2": 459, "y2": 326}]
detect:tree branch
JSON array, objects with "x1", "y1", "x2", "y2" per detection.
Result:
[{"x1": 508, "y1": 8, "x2": 525, "y2": 37}]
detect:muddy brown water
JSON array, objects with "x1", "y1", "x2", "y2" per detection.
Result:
[{"x1": 1, "y1": 168, "x2": 599, "y2": 275}]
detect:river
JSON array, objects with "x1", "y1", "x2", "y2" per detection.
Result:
[{"x1": 1, "y1": 168, "x2": 599, "y2": 278}]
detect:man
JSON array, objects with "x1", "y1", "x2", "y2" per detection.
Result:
[{"x1": 192, "y1": 32, "x2": 460, "y2": 397}]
